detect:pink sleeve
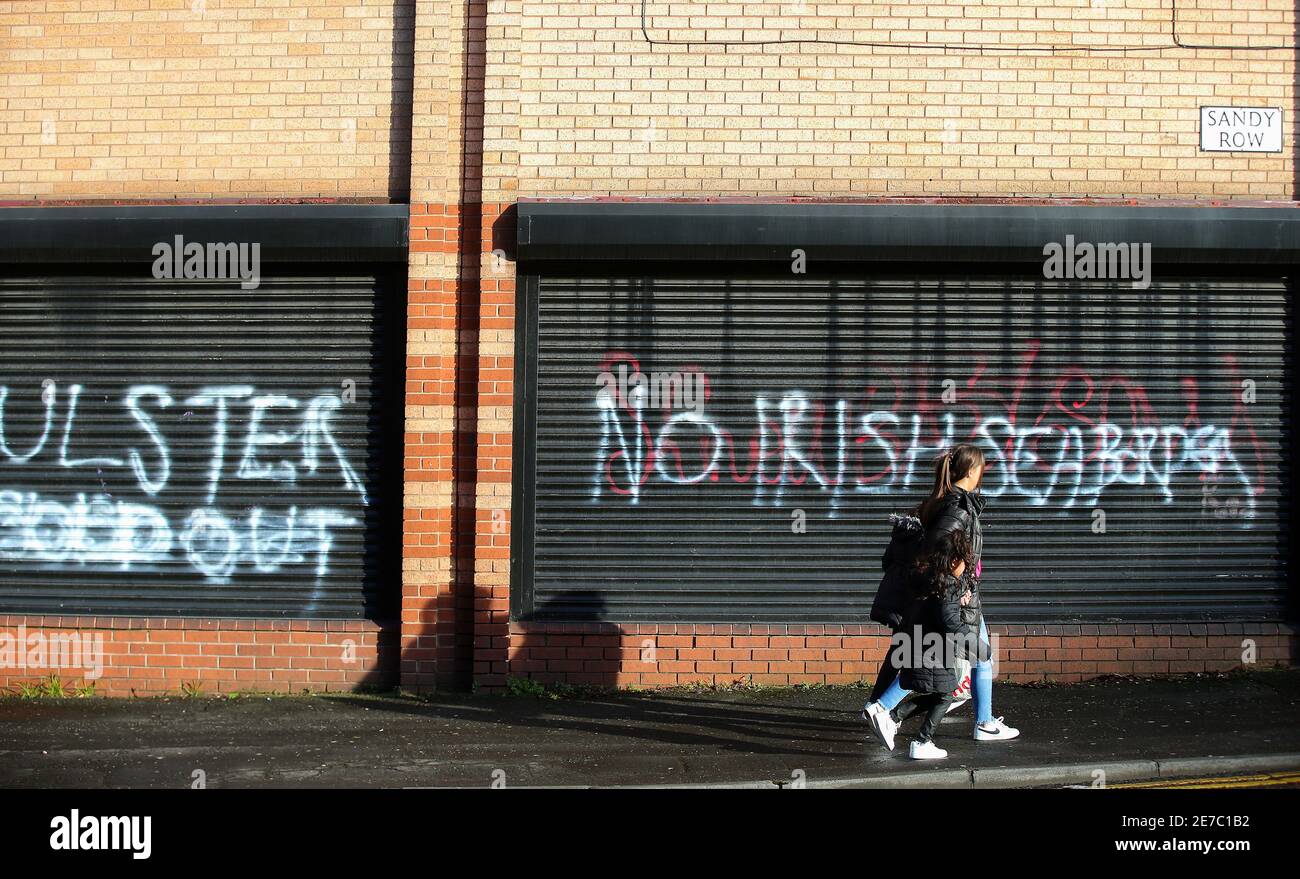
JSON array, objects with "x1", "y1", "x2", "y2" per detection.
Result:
[{"x1": 974, "y1": 559, "x2": 982, "y2": 580}]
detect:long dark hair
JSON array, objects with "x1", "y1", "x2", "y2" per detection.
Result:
[
  {"x1": 915, "y1": 443, "x2": 986, "y2": 528},
  {"x1": 911, "y1": 528, "x2": 974, "y2": 600}
]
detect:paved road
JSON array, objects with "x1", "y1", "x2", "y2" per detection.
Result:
[{"x1": 1, "y1": 669, "x2": 1298, "y2": 788}]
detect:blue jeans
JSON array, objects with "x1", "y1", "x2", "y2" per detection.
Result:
[{"x1": 879, "y1": 618, "x2": 994, "y2": 725}]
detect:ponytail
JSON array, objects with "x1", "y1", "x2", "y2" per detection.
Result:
[{"x1": 915, "y1": 443, "x2": 985, "y2": 528}]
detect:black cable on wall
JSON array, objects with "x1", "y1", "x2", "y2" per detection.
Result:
[{"x1": 638, "y1": 0, "x2": 1295, "y2": 53}]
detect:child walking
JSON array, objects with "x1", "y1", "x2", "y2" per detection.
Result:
[{"x1": 891, "y1": 528, "x2": 988, "y2": 760}]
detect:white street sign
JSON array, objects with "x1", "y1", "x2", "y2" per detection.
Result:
[{"x1": 1200, "y1": 106, "x2": 1283, "y2": 153}]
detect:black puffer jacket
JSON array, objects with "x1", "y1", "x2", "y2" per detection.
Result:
[
  {"x1": 924, "y1": 487, "x2": 986, "y2": 627},
  {"x1": 870, "y1": 513, "x2": 925, "y2": 627},
  {"x1": 895, "y1": 574, "x2": 985, "y2": 694}
]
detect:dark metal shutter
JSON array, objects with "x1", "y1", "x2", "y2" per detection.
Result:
[
  {"x1": 517, "y1": 276, "x2": 1289, "y2": 623},
  {"x1": 0, "y1": 276, "x2": 401, "y2": 619}
]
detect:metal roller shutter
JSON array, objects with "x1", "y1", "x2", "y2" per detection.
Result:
[
  {"x1": 517, "y1": 275, "x2": 1290, "y2": 623},
  {"x1": 0, "y1": 275, "x2": 401, "y2": 619}
]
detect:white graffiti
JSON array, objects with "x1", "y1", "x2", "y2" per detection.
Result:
[
  {"x1": 0, "y1": 490, "x2": 173, "y2": 568},
  {"x1": 178, "y1": 504, "x2": 357, "y2": 586},
  {"x1": 0, "y1": 490, "x2": 355, "y2": 582},
  {"x1": 0, "y1": 381, "x2": 369, "y2": 590},
  {"x1": 593, "y1": 390, "x2": 1257, "y2": 525},
  {"x1": 0, "y1": 381, "x2": 366, "y2": 502}
]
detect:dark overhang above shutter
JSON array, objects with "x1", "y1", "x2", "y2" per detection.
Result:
[
  {"x1": 0, "y1": 203, "x2": 409, "y2": 265},
  {"x1": 516, "y1": 200, "x2": 1300, "y2": 266}
]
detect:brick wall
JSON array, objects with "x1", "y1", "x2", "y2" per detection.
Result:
[
  {"x1": 0, "y1": 616, "x2": 395, "y2": 696},
  {"x1": 471, "y1": 204, "x2": 1299, "y2": 692},
  {"x1": 463, "y1": 1, "x2": 1299, "y2": 691},
  {"x1": 399, "y1": 0, "x2": 485, "y2": 692},
  {"x1": 0, "y1": 0, "x2": 417, "y2": 695},
  {"x1": 0, "y1": 0, "x2": 412, "y2": 200},
  {"x1": 2, "y1": 1, "x2": 1296, "y2": 696},
  {"x1": 503, "y1": 0, "x2": 1296, "y2": 199},
  {"x1": 502, "y1": 623, "x2": 1298, "y2": 688}
]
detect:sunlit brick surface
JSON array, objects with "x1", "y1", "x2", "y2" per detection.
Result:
[{"x1": 1, "y1": 0, "x2": 411, "y2": 200}]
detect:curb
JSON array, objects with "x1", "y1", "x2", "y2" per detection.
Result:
[
  {"x1": 1154, "y1": 753, "x2": 1300, "y2": 780},
  {"x1": 972, "y1": 760, "x2": 1157, "y2": 789},
  {"x1": 646, "y1": 751, "x2": 1300, "y2": 790}
]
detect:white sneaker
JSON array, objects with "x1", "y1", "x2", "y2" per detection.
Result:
[
  {"x1": 909, "y1": 739, "x2": 948, "y2": 760},
  {"x1": 974, "y1": 716, "x2": 1020, "y2": 742},
  {"x1": 863, "y1": 702, "x2": 898, "y2": 751},
  {"x1": 945, "y1": 697, "x2": 970, "y2": 715}
]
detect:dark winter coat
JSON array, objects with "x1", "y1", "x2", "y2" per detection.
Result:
[
  {"x1": 894, "y1": 574, "x2": 984, "y2": 694},
  {"x1": 923, "y1": 487, "x2": 986, "y2": 627},
  {"x1": 869, "y1": 513, "x2": 925, "y2": 628}
]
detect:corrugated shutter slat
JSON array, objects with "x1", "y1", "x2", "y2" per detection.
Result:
[
  {"x1": 520, "y1": 276, "x2": 1289, "y2": 623},
  {"x1": 0, "y1": 277, "x2": 399, "y2": 619}
]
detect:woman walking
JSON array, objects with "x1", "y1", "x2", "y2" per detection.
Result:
[{"x1": 863, "y1": 443, "x2": 1020, "y2": 752}]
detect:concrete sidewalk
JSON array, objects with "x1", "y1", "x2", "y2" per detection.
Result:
[{"x1": 1, "y1": 669, "x2": 1298, "y2": 788}]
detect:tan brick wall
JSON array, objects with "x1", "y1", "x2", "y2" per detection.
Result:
[
  {"x1": 503, "y1": 0, "x2": 1297, "y2": 200},
  {"x1": 1, "y1": 0, "x2": 412, "y2": 200}
]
